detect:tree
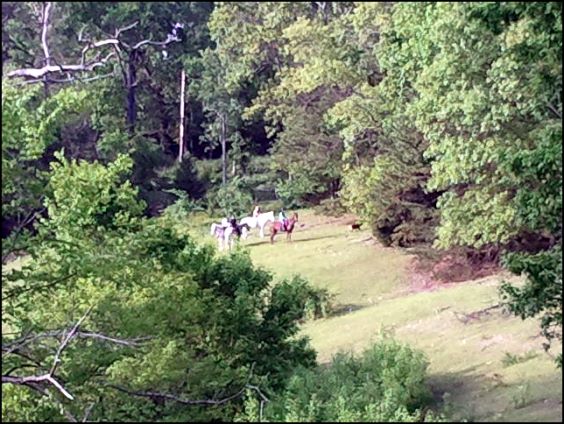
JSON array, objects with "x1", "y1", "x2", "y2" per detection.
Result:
[
  {"x1": 1, "y1": 80, "x2": 91, "y2": 259},
  {"x1": 387, "y1": 2, "x2": 561, "y2": 356},
  {"x1": 2, "y1": 153, "x2": 321, "y2": 421}
]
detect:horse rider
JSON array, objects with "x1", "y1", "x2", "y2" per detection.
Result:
[
  {"x1": 229, "y1": 216, "x2": 242, "y2": 238},
  {"x1": 252, "y1": 204, "x2": 261, "y2": 218},
  {"x1": 278, "y1": 208, "x2": 288, "y2": 232}
]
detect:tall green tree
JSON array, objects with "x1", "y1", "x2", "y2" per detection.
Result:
[{"x1": 389, "y1": 2, "x2": 562, "y2": 357}]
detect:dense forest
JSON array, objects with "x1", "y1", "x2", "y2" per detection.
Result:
[{"x1": 2, "y1": 2, "x2": 562, "y2": 422}]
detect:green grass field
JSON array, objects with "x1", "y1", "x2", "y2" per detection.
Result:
[
  {"x1": 192, "y1": 209, "x2": 562, "y2": 422},
  {"x1": 4, "y1": 209, "x2": 561, "y2": 421}
]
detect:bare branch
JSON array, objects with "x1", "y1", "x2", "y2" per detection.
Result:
[
  {"x1": 7, "y1": 53, "x2": 116, "y2": 79},
  {"x1": 107, "y1": 383, "x2": 248, "y2": 406},
  {"x1": 41, "y1": 2, "x2": 52, "y2": 66},
  {"x1": 1, "y1": 309, "x2": 93, "y2": 401},
  {"x1": 547, "y1": 102, "x2": 562, "y2": 119},
  {"x1": 132, "y1": 34, "x2": 180, "y2": 51},
  {"x1": 104, "y1": 362, "x2": 267, "y2": 411},
  {"x1": 50, "y1": 307, "x2": 93, "y2": 376},
  {"x1": 82, "y1": 402, "x2": 96, "y2": 422},
  {"x1": 3, "y1": 272, "x2": 78, "y2": 301},
  {"x1": 80, "y1": 40, "x2": 120, "y2": 66},
  {"x1": 3, "y1": 327, "x2": 151, "y2": 356},
  {"x1": 76, "y1": 332, "x2": 151, "y2": 347},
  {"x1": 2, "y1": 373, "x2": 74, "y2": 400},
  {"x1": 114, "y1": 21, "x2": 139, "y2": 39},
  {"x1": 2, "y1": 307, "x2": 150, "y2": 403},
  {"x1": 46, "y1": 72, "x2": 116, "y2": 84},
  {"x1": 7, "y1": 18, "x2": 139, "y2": 81}
]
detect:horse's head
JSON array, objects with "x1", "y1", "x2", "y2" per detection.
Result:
[{"x1": 291, "y1": 212, "x2": 298, "y2": 222}]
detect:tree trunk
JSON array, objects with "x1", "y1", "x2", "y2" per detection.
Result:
[
  {"x1": 41, "y1": 2, "x2": 52, "y2": 98},
  {"x1": 126, "y1": 51, "x2": 137, "y2": 135},
  {"x1": 178, "y1": 69, "x2": 186, "y2": 162},
  {"x1": 221, "y1": 113, "x2": 227, "y2": 185}
]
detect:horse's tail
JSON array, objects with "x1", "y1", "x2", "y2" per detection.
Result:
[{"x1": 210, "y1": 223, "x2": 217, "y2": 236}]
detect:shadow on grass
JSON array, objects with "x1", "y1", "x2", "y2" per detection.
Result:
[
  {"x1": 328, "y1": 303, "x2": 367, "y2": 318},
  {"x1": 242, "y1": 234, "x2": 338, "y2": 247}
]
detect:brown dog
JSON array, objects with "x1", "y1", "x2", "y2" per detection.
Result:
[{"x1": 350, "y1": 222, "x2": 362, "y2": 231}]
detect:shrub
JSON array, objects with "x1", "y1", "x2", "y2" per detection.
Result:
[{"x1": 236, "y1": 338, "x2": 444, "y2": 422}]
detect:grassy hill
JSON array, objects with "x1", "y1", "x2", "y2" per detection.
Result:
[
  {"x1": 191, "y1": 209, "x2": 562, "y2": 422},
  {"x1": 4, "y1": 209, "x2": 561, "y2": 421}
]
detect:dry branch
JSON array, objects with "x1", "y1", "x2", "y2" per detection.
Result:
[
  {"x1": 6, "y1": 16, "x2": 169, "y2": 82},
  {"x1": 2, "y1": 307, "x2": 149, "y2": 402},
  {"x1": 453, "y1": 303, "x2": 503, "y2": 324}
]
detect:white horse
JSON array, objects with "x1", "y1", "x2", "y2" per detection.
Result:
[{"x1": 239, "y1": 211, "x2": 275, "y2": 239}]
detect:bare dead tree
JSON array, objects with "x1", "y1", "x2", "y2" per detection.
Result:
[{"x1": 6, "y1": 4, "x2": 184, "y2": 134}]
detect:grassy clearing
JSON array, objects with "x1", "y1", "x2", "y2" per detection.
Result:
[
  {"x1": 5, "y1": 210, "x2": 562, "y2": 421},
  {"x1": 187, "y1": 208, "x2": 562, "y2": 422}
]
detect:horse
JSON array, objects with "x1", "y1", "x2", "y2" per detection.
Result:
[
  {"x1": 210, "y1": 220, "x2": 250, "y2": 251},
  {"x1": 239, "y1": 211, "x2": 275, "y2": 239},
  {"x1": 270, "y1": 212, "x2": 298, "y2": 244}
]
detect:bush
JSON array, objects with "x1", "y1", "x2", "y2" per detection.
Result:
[
  {"x1": 236, "y1": 339, "x2": 444, "y2": 422},
  {"x1": 304, "y1": 287, "x2": 334, "y2": 321}
]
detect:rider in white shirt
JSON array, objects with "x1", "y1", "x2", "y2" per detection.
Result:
[
  {"x1": 278, "y1": 208, "x2": 287, "y2": 232},
  {"x1": 252, "y1": 204, "x2": 261, "y2": 218}
]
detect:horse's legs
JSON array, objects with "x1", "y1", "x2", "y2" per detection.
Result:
[{"x1": 259, "y1": 224, "x2": 264, "y2": 238}]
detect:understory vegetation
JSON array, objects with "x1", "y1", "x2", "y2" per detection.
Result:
[{"x1": 2, "y1": 1, "x2": 561, "y2": 421}]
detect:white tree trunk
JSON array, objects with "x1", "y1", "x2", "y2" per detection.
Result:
[{"x1": 178, "y1": 69, "x2": 186, "y2": 162}]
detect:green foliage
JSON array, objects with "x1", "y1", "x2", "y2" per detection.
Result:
[
  {"x1": 205, "y1": 176, "x2": 254, "y2": 217},
  {"x1": 510, "y1": 383, "x2": 533, "y2": 410},
  {"x1": 500, "y1": 244, "x2": 562, "y2": 365},
  {"x1": 275, "y1": 175, "x2": 323, "y2": 209},
  {"x1": 42, "y1": 151, "x2": 145, "y2": 239},
  {"x1": 385, "y1": 2, "x2": 562, "y2": 359},
  {"x1": 3, "y1": 156, "x2": 320, "y2": 422},
  {"x1": 162, "y1": 189, "x2": 205, "y2": 223},
  {"x1": 2, "y1": 80, "x2": 92, "y2": 226},
  {"x1": 236, "y1": 339, "x2": 444, "y2": 422}
]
